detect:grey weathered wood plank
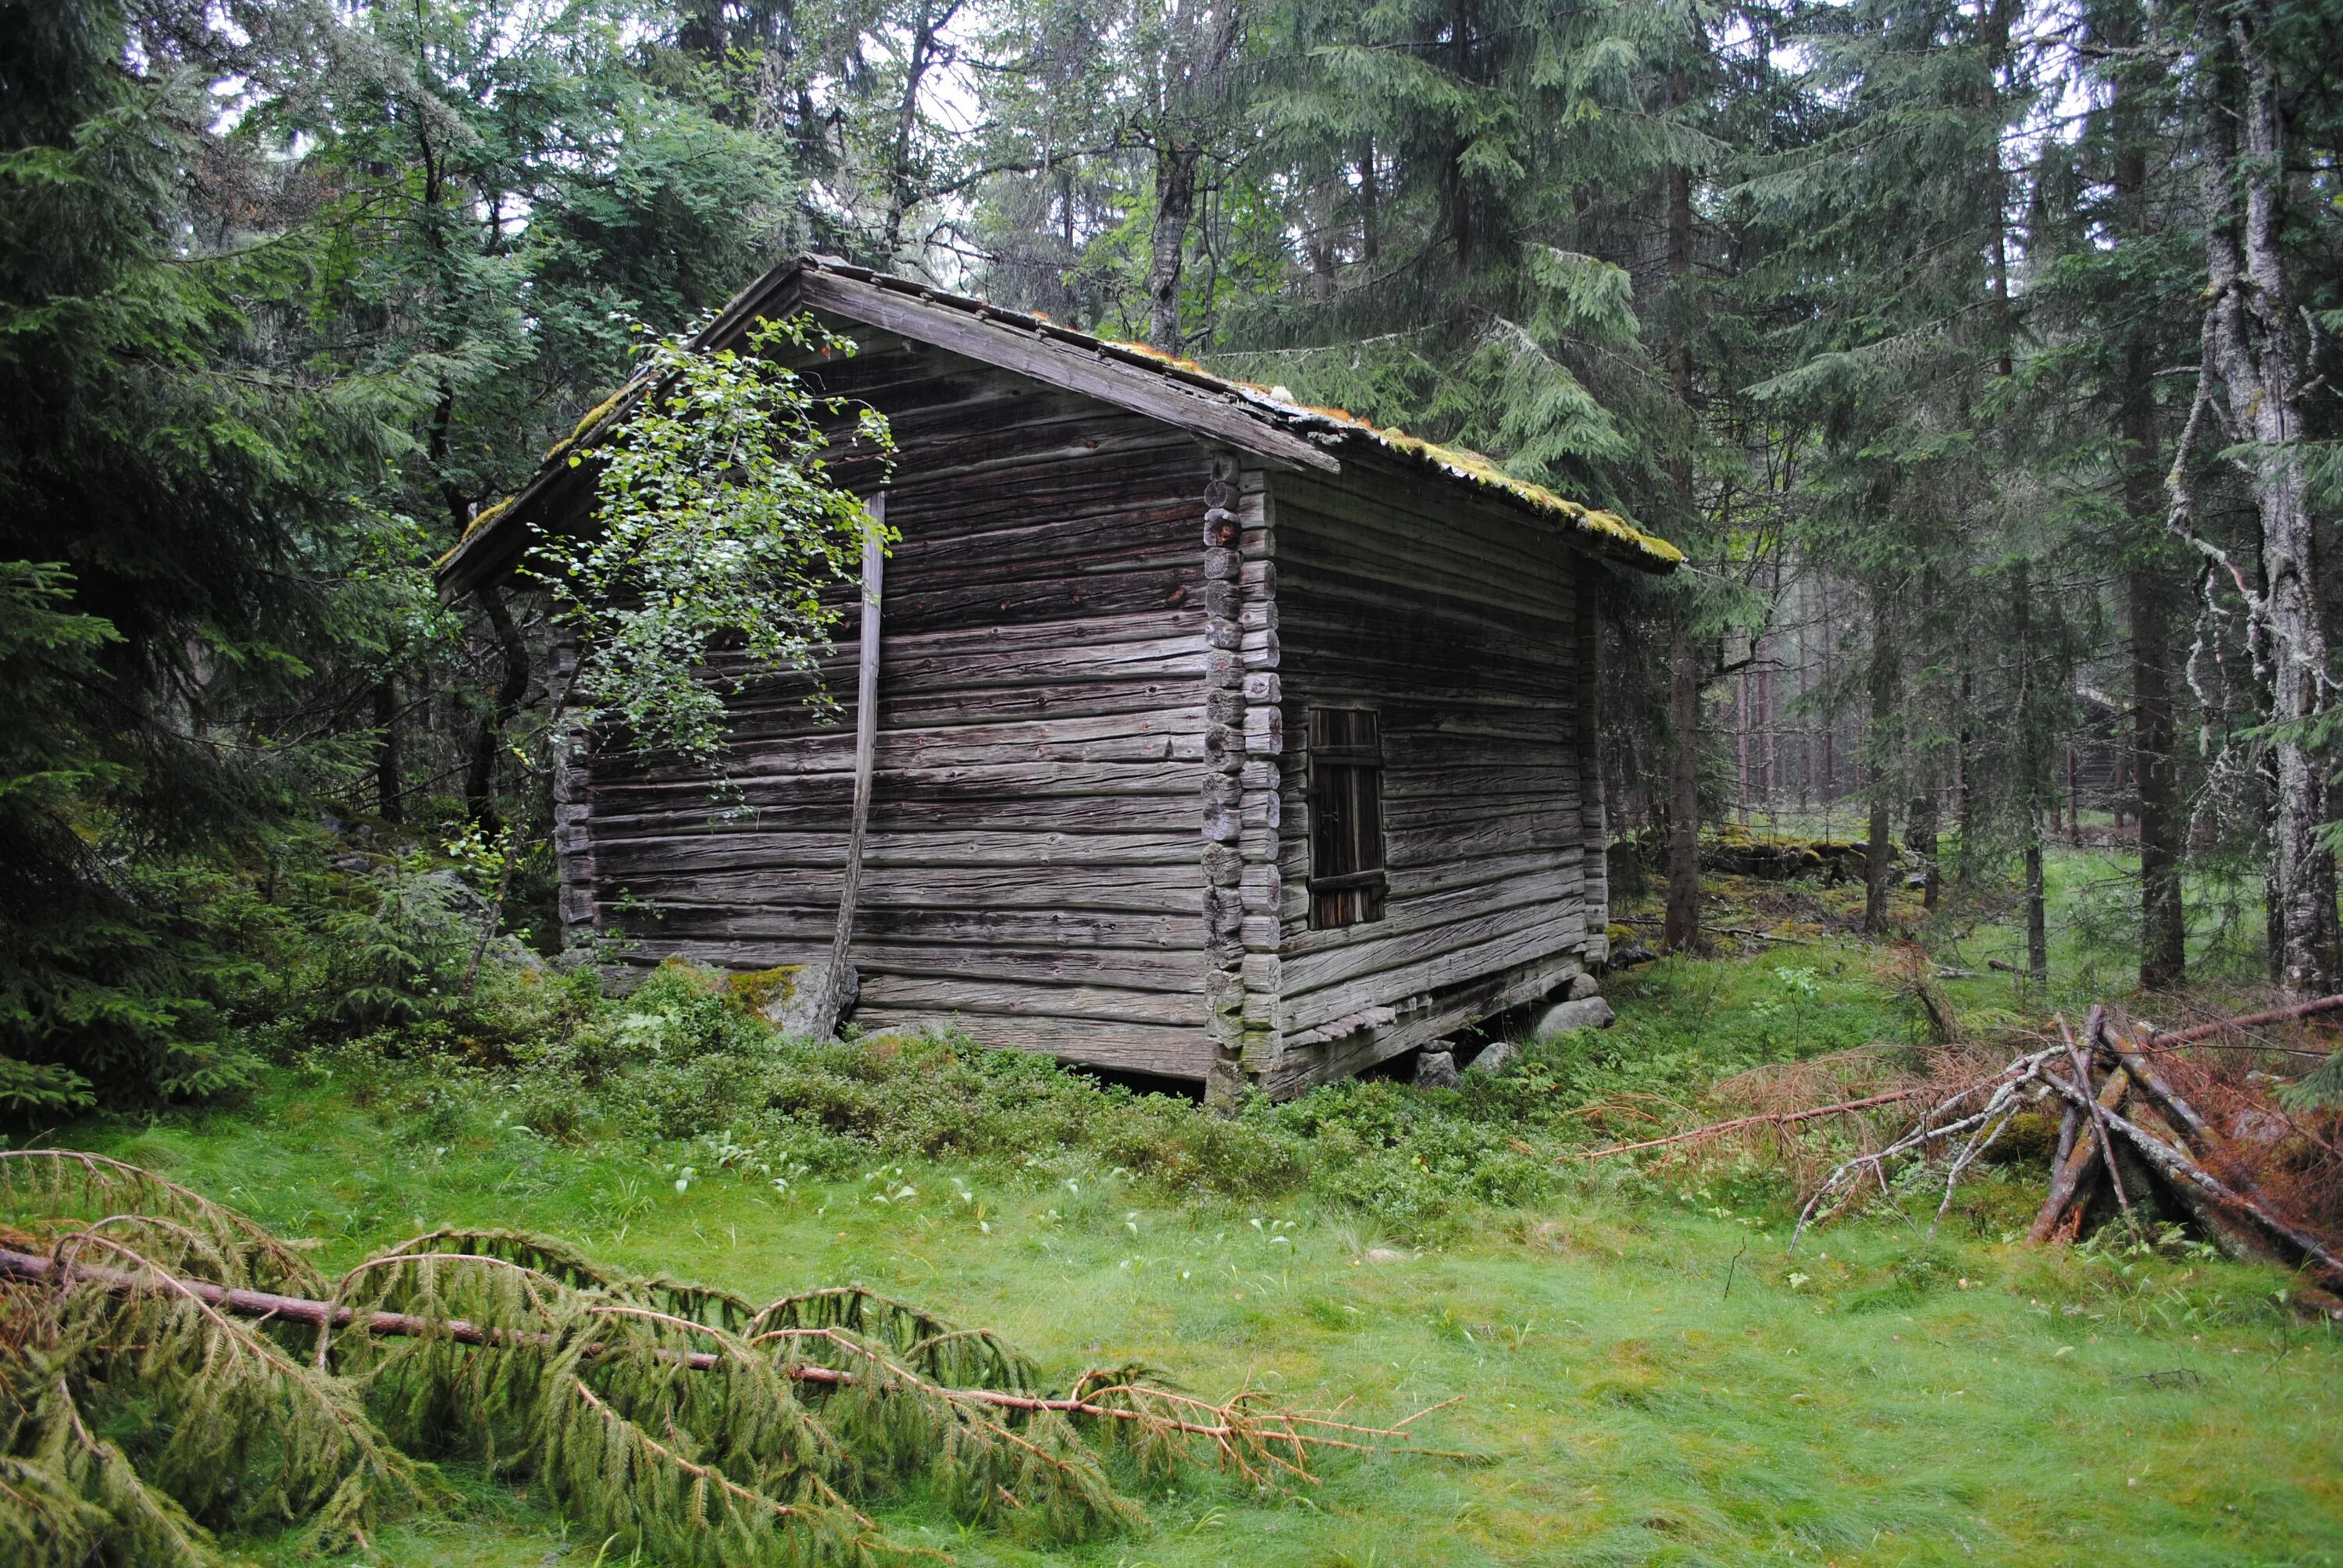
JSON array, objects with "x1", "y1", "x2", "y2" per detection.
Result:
[
  {"x1": 596, "y1": 758, "x2": 1204, "y2": 803},
  {"x1": 1276, "y1": 864, "x2": 1585, "y2": 961},
  {"x1": 1279, "y1": 889, "x2": 1582, "y2": 1000},
  {"x1": 848, "y1": 1011, "x2": 1213, "y2": 1077},
  {"x1": 1263, "y1": 952, "x2": 1579, "y2": 1096},
  {"x1": 607, "y1": 903, "x2": 1199, "y2": 950},
  {"x1": 584, "y1": 790, "x2": 1199, "y2": 836},
  {"x1": 799, "y1": 269, "x2": 1337, "y2": 474},
  {"x1": 590, "y1": 829, "x2": 1206, "y2": 875},
  {"x1": 856, "y1": 975, "x2": 1209, "y2": 1028}
]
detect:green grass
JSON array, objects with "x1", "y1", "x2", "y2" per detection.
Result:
[{"x1": 64, "y1": 1006, "x2": 2343, "y2": 1566}]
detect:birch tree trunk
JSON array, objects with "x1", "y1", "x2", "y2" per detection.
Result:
[
  {"x1": 1149, "y1": 142, "x2": 1199, "y2": 354},
  {"x1": 2198, "y1": 5, "x2": 2335, "y2": 992},
  {"x1": 1143, "y1": 0, "x2": 1239, "y2": 355}
]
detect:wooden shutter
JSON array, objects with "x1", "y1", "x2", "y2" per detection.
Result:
[{"x1": 1307, "y1": 708, "x2": 1386, "y2": 928}]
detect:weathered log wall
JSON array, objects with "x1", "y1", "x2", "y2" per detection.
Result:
[
  {"x1": 1252, "y1": 463, "x2": 1599, "y2": 1094},
  {"x1": 562, "y1": 329, "x2": 1219, "y2": 1078}
]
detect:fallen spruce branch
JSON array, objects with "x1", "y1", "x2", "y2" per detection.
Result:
[
  {"x1": 1788, "y1": 1046, "x2": 2061, "y2": 1249},
  {"x1": 0, "y1": 1247, "x2": 1468, "y2": 1470},
  {"x1": 1577, "y1": 1085, "x2": 1937, "y2": 1160},
  {"x1": 0, "y1": 1246, "x2": 740, "y2": 1374},
  {"x1": 0, "y1": 1154, "x2": 1457, "y2": 1568}
]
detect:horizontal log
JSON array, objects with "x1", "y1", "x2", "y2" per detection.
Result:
[
  {"x1": 604, "y1": 903, "x2": 1199, "y2": 951},
  {"x1": 890, "y1": 508, "x2": 1201, "y2": 586},
  {"x1": 1373, "y1": 811, "x2": 1584, "y2": 868},
  {"x1": 1376, "y1": 793, "x2": 1582, "y2": 836},
  {"x1": 597, "y1": 758, "x2": 1205, "y2": 809},
  {"x1": 706, "y1": 637, "x2": 1211, "y2": 711},
  {"x1": 857, "y1": 975, "x2": 1207, "y2": 1028},
  {"x1": 1280, "y1": 914, "x2": 1585, "y2": 1035},
  {"x1": 596, "y1": 711, "x2": 1211, "y2": 791},
  {"x1": 830, "y1": 408, "x2": 1202, "y2": 488},
  {"x1": 1273, "y1": 480, "x2": 1581, "y2": 600},
  {"x1": 1275, "y1": 578, "x2": 1571, "y2": 654},
  {"x1": 1278, "y1": 865, "x2": 1585, "y2": 963},
  {"x1": 585, "y1": 790, "x2": 1199, "y2": 837},
  {"x1": 1281, "y1": 890, "x2": 1583, "y2": 1003},
  {"x1": 1277, "y1": 527, "x2": 1578, "y2": 633},
  {"x1": 881, "y1": 561, "x2": 1205, "y2": 634},
  {"x1": 847, "y1": 1010, "x2": 1212, "y2": 1078},
  {"x1": 626, "y1": 687, "x2": 1205, "y2": 773},
  {"x1": 856, "y1": 940, "x2": 1204, "y2": 992},
  {"x1": 1327, "y1": 844, "x2": 1583, "y2": 909},
  {"x1": 594, "y1": 834, "x2": 1205, "y2": 882},
  {"x1": 1262, "y1": 953, "x2": 1579, "y2": 1096},
  {"x1": 614, "y1": 919, "x2": 1204, "y2": 991},
  {"x1": 1271, "y1": 628, "x2": 1571, "y2": 704}
]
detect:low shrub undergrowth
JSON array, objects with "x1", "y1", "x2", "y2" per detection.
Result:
[{"x1": 300, "y1": 957, "x2": 1888, "y2": 1237}]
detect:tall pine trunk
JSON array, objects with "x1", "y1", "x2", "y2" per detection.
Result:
[
  {"x1": 1664, "y1": 618, "x2": 1703, "y2": 953},
  {"x1": 2199, "y1": 5, "x2": 2335, "y2": 991},
  {"x1": 1862, "y1": 585, "x2": 1898, "y2": 935},
  {"x1": 2119, "y1": 154, "x2": 2183, "y2": 985},
  {"x1": 466, "y1": 584, "x2": 529, "y2": 832},
  {"x1": 2117, "y1": 55, "x2": 2182, "y2": 985},
  {"x1": 1658, "y1": 56, "x2": 1703, "y2": 955},
  {"x1": 373, "y1": 677, "x2": 403, "y2": 825},
  {"x1": 2012, "y1": 559, "x2": 2048, "y2": 976}
]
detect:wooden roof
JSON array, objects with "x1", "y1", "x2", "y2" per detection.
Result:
[{"x1": 436, "y1": 255, "x2": 1682, "y2": 599}]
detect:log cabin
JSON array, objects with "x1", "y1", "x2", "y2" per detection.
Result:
[{"x1": 437, "y1": 255, "x2": 1681, "y2": 1100}]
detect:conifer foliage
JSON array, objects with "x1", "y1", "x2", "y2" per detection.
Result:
[{"x1": 0, "y1": 1151, "x2": 1436, "y2": 1563}]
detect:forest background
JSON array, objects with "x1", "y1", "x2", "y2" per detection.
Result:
[{"x1": 4, "y1": 0, "x2": 2342, "y2": 1109}]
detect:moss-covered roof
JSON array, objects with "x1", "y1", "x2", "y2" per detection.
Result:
[
  {"x1": 1088, "y1": 336, "x2": 1681, "y2": 566},
  {"x1": 438, "y1": 255, "x2": 1681, "y2": 586}
]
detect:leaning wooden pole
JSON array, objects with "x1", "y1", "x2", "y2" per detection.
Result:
[{"x1": 811, "y1": 494, "x2": 885, "y2": 1041}]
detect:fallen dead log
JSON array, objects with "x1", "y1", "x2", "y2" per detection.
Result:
[
  {"x1": 2093, "y1": 1012, "x2": 2307, "y2": 1265},
  {"x1": 1564, "y1": 992, "x2": 2343, "y2": 1278},
  {"x1": 2105, "y1": 1024, "x2": 2221, "y2": 1149},
  {"x1": 2065, "y1": 1010, "x2": 2132, "y2": 1218},
  {"x1": 2140, "y1": 993, "x2": 2343, "y2": 1049},
  {"x1": 1611, "y1": 914, "x2": 1811, "y2": 946},
  {"x1": 2034, "y1": 1077, "x2": 2343, "y2": 1281},
  {"x1": 2119, "y1": 1095, "x2": 2286, "y2": 1265},
  {"x1": 2027, "y1": 1064, "x2": 2129, "y2": 1245}
]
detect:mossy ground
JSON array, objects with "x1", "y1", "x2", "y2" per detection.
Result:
[{"x1": 46, "y1": 846, "x2": 2343, "y2": 1566}]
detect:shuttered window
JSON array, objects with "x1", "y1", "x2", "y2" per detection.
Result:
[{"x1": 1307, "y1": 708, "x2": 1386, "y2": 928}]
